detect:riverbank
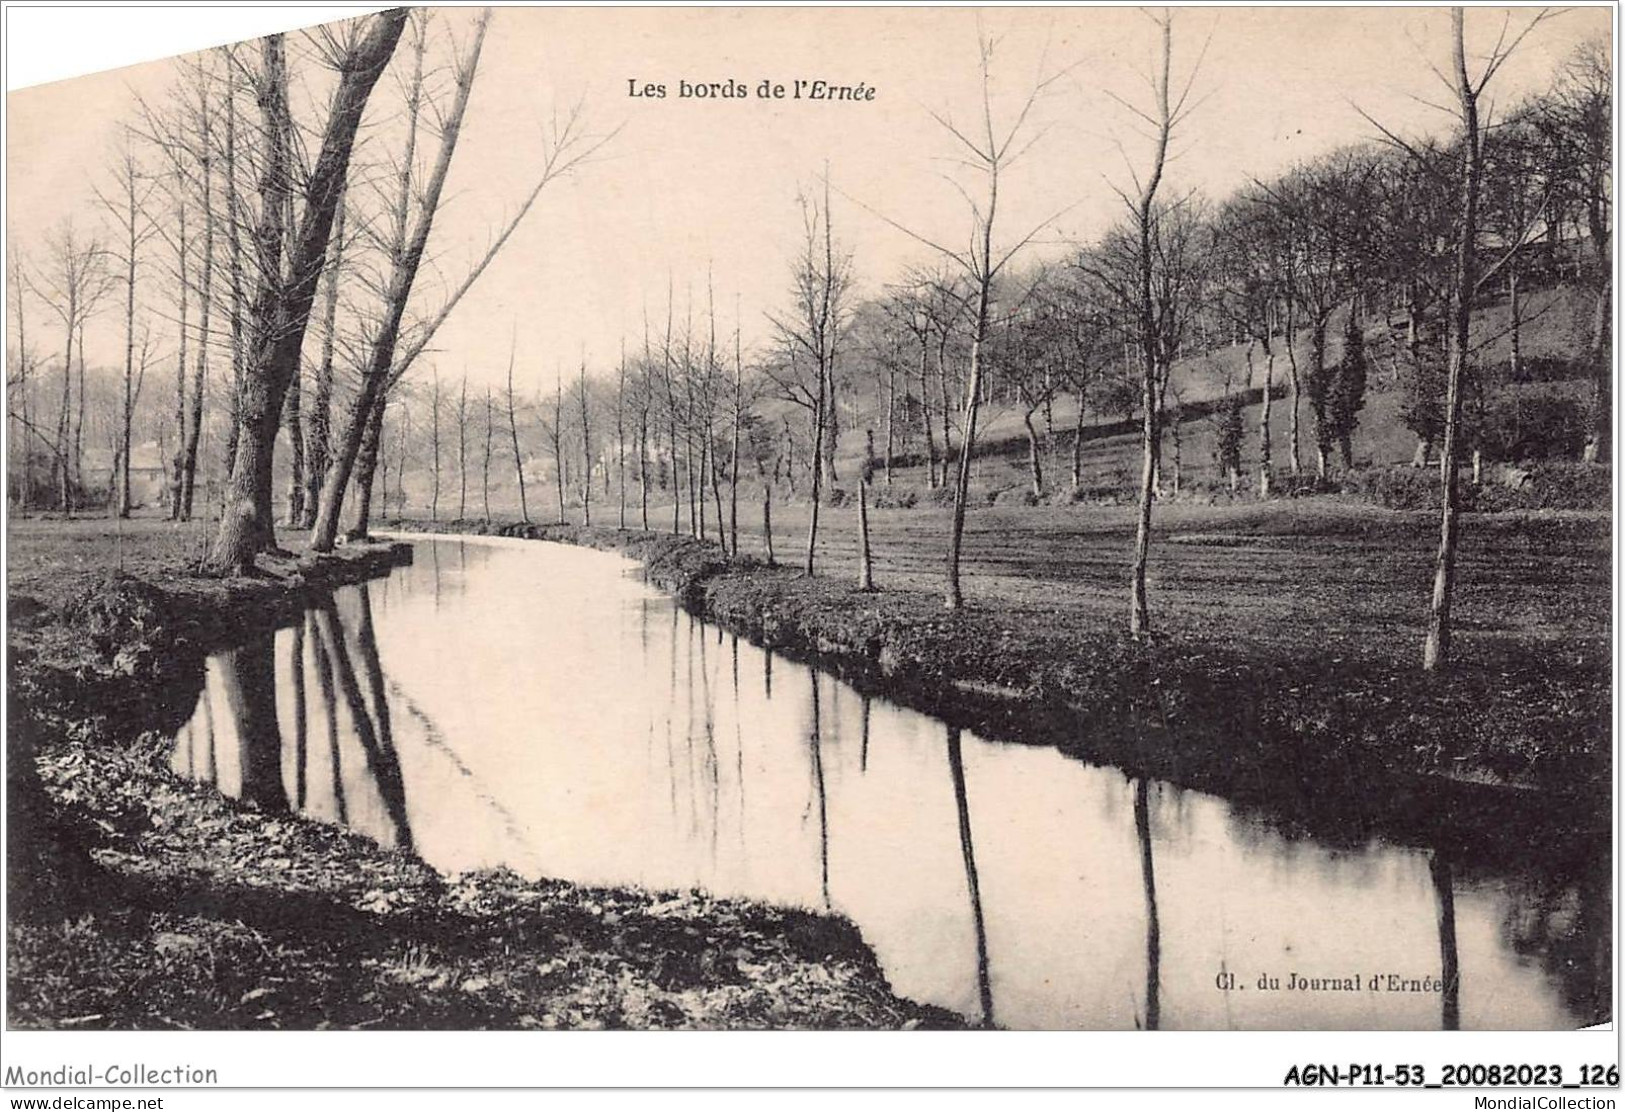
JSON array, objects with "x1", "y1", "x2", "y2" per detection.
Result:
[
  {"x1": 7, "y1": 519, "x2": 954, "y2": 1030},
  {"x1": 382, "y1": 510, "x2": 1610, "y2": 852}
]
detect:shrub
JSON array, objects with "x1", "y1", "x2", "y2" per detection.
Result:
[
  {"x1": 1476, "y1": 393, "x2": 1590, "y2": 462},
  {"x1": 1498, "y1": 354, "x2": 1585, "y2": 385},
  {"x1": 868, "y1": 485, "x2": 919, "y2": 510},
  {"x1": 992, "y1": 486, "x2": 1040, "y2": 507},
  {"x1": 1281, "y1": 473, "x2": 1341, "y2": 498},
  {"x1": 1342, "y1": 466, "x2": 1435, "y2": 510},
  {"x1": 1342, "y1": 461, "x2": 1610, "y2": 512},
  {"x1": 1471, "y1": 461, "x2": 1610, "y2": 512}
]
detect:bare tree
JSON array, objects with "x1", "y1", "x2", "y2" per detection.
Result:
[
  {"x1": 1421, "y1": 7, "x2": 1554, "y2": 671},
  {"x1": 308, "y1": 9, "x2": 614, "y2": 551},
  {"x1": 220, "y1": 47, "x2": 249, "y2": 487},
  {"x1": 616, "y1": 341, "x2": 628, "y2": 529},
  {"x1": 93, "y1": 138, "x2": 160, "y2": 517},
  {"x1": 507, "y1": 331, "x2": 529, "y2": 524},
  {"x1": 309, "y1": 9, "x2": 450, "y2": 549},
  {"x1": 303, "y1": 188, "x2": 345, "y2": 525},
  {"x1": 576, "y1": 359, "x2": 593, "y2": 526},
  {"x1": 768, "y1": 172, "x2": 851, "y2": 575},
  {"x1": 728, "y1": 298, "x2": 748, "y2": 555},
  {"x1": 1542, "y1": 39, "x2": 1612, "y2": 461},
  {"x1": 35, "y1": 220, "x2": 113, "y2": 514},
  {"x1": 850, "y1": 29, "x2": 1070, "y2": 609},
  {"x1": 545, "y1": 364, "x2": 566, "y2": 524},
  {"x1": 456, "y1": 372, "x2": 469, "y2": 519},
  {"x1": 209, "y1": 11, "x2": 409, "y2": 571},
  {"x1": 180, "y1": 56, "x2": 216, "y2": 522},
  {"x1": 1212, "y1": 187, "x2": 1293, "y2": 498},
  {"x1": 481, "y1": 384, "x2": 493, "y2": 521},
  {"x1": 636, "y1": 309, "x2": 654, "y2": 530},
  {"x1": 428, "y1": 367, "x2": 443, "y2": 521},
  {"x1": 1094, "y1": 9, "x2": 1206, "y2": 636},
  {"x1": 7, "y1": 247, "x2": 39, "y2": 509}
]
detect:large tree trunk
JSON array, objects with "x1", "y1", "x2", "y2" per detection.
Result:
[
  {"x1": 309, "y1": 14, "x2": 483, "y2": 552},
  {"x1": 211, "y1": 13, "x2": 406, "y2": 572},
  {"x1": 303, "y1": 193, "x2": 343, "y2": 526},
  {"x1": 347, "y1": 393, "x2": 387, "y2": 541},
  {"x1": 284, "y1": 363, "x2": 304, "y2": 525}
]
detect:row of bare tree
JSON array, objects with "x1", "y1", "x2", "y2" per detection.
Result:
[
  {"x1": 7, "y1": 8, "x2": 611, "y2": 569},
  {"x1": 6, "y1": 9, "x2": 1606, "y2": 677}
]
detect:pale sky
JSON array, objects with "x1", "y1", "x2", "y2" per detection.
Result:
[{"x1": 5, "y1": 4, "x2": 1613, "y2": 397}]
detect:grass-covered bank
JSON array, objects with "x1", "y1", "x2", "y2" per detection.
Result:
[
  {"x1": 7, "y1": 518, "x2": 951, "y2": 1030},
  {"x1": 383, "y1": 505, "x2": 1609, "y2": 854}
]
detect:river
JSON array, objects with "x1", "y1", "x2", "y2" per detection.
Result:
[{"x1": 166, "y1": 536, "x2": 1609, "y2": 1030}]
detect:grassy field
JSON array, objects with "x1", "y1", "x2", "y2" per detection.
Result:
[
  {"x1": 573, "y1": 494, "x2": 1609, "y2": 674},
  {"x1": 20, "y1": 489, "x2": 1599, "y2": 679}
]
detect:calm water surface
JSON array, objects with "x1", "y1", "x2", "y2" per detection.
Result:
[{"x1": 168, "y1": 537, "x2": 1609, "y2": 1030}]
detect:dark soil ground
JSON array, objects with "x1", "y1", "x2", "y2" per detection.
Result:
[{"x1": 7, "y1": 515, "x2": 951, "y2": 1030}]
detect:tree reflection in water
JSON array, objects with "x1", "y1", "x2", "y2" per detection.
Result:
[
  {"x1": 1431, "y1": 852, "x2": 1460, "y2": 1030},
  {"x1": 808, "y1": 672, "x2": 831, "y2": 911},
  {"x1": 1135, "y1": 777, "x2": 1161, "y2": 1031},
  {"x1": 217, "y1": 634, "x2": 286, "y2": 813},
  {"x1": 164, "y1": 540, "x2": 1610, "y2": 1032},
  {"x1": 290, "y1": 619, "x2": 307, "y2": 811},
  {"x1": 172, "y1": 587, "x2": 413, "y2": 851},
  {"x1": 946, "y1": 725, "x2": 994, "y2": 1028}
]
